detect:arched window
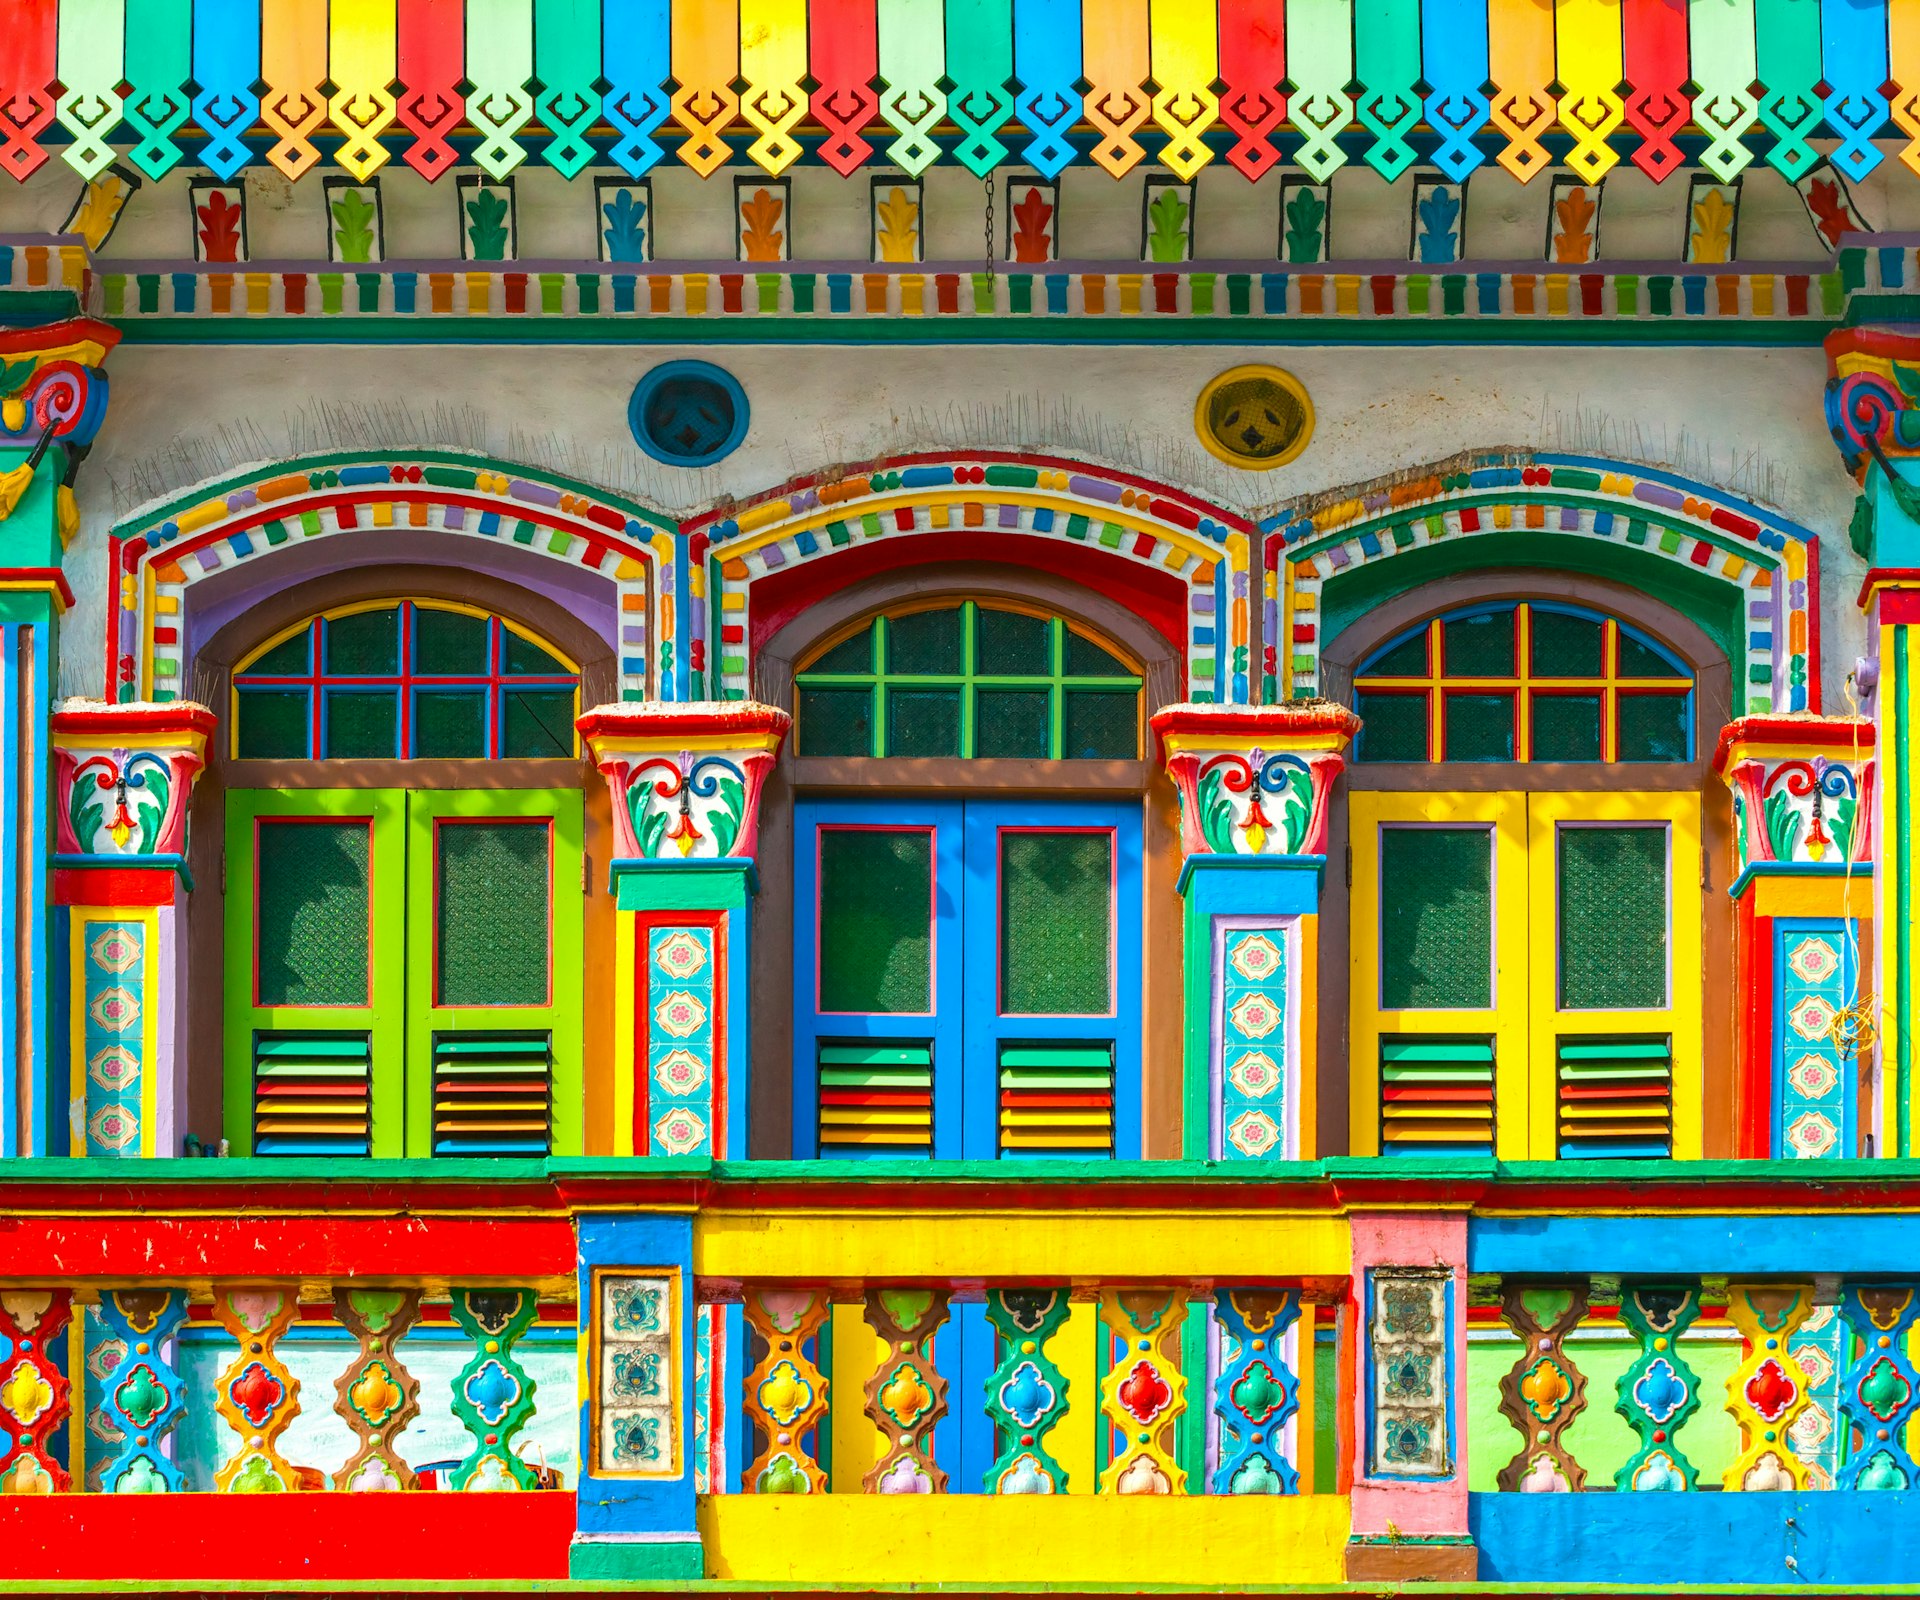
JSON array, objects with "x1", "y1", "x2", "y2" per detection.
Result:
[
  {"x1": 793, "y1": 601, "x2": 1141, "y2": 760},
  {"x1": 1352, "y1": 601, "x2": 1693, "y2": 765},
  {"x1": 231, "y1": 601, "x2": 580, "y2": 760}
]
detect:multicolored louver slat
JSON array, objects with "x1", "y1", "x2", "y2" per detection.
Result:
[
  {"x1": 252, "y1": 1032, "x2": 372, "y2": 1156},
  {"x1": 1379, "y1": 1037, "x2": 1495, "y2": 1156},
  {"x1": 817, "y1": 1042, "x2": 933, "y2": 1154},
  {"x1": 431, "y1": 1032, "x2": 552, "y2": 1156},
  {"x1": 999, "y1": 1044, "x2": 1114, "y2": 1155},
  {"x1": 1557, "y1": 1036, "x2": 1673, "y2": 1158},
  {"x1": 10, "y1": 0, "x2": 1920, "y2": 186}
]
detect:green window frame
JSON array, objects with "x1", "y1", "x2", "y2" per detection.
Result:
[{"x1": 794, "y1": 601, "x2": 1142, "y2": 759}]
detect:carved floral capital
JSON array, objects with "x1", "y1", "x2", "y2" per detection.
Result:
[
  {"x1": 578, "y1": 701, "x2": 790, "y2": 863},
  {"x1": 0, "y1": 316, "x2": 118, "y2": 450},
  {"x1": 1153, "y1": 700, "x2": 1359, "y2": 859},
  {"x1": 1713, "y1": 714, "x2": 1875, "y2": 872},
  {"x1": 51, "y1": 700, "x2": 215, "y2": 863}
]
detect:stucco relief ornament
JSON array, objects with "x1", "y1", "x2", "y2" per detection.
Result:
[
  {"x1": 580, "y1": 702, "x2": 789, "y2": 864},
  {"x1": 1154, "y1": 702, "x2": 1358, "y2": 860},
  {"x1": 50, "y1": 702, "x2": 215, "y2": 864},
  {"x1": 1715, "y1": 718, "x2": 1874, "y2": 871}
]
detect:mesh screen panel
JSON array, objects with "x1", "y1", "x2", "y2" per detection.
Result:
[
  {"x1": 1379, "y1": 827, "x2": 1493, "y2": 1010},
  {"x1": 1001, "y1": 831, "x2": 1112, "y2": 1014},
  {"x1": 1617, "y1": 693, "x2": 1691, "y2": 761},
  {"x1": 414, "y1": 608, "x2": 489, "y2": 674},
  {"x1": 977, "y1": 609, "x2": 1049, "y2": 674},
  {"x1": 1062, "y1": 690, "x2": 1138, "y2": 759},
  {"x1": 1443, "y1": 693, "x2": 1514, "y2": 761},
  {"x1": 323, "y1": 690, "x2": 398, "y2": 758},
  {"x1": 1558, "y1": 826, "x2": 1668, "y2": 1009},
  {"x1": 885, "y1": 608, "x2": 963, "y2": 674},
  {"x1": 886, "y1": 688, "x2": 961, "y2": 757},
  {"x1": 808, "y1": 624, "x2": 875, "y2": 675},
  {"x1": 1355, "y1": 692, "x2": 1429, "y2": 762},
  {"x1": 502, "y1": 627, "x2": 569, "y2": 676},
  {"x1": 247, "y1": 629, "x2": 312, "y2": 676},
  {"x1": 975, "y1": 689, "x2": 1050, "y2": 758},
  {"x1": 1202, "y1": 373, "x2": 1308, "y2": 461},
  {"x1": 503, "y1": 689, "x2": 575, "y2": 757},
  {"x1": 414, "y1": 690, "x2": 488, "y2": 758},
  {"x1": 236, "y1": 690, "x2": 312, "y2": 759},
  {"x1": 1062, "y1": 627, "x2": 1132, "y2": 678},
  {"x1": 323, "y1": 608, "x2": 400, "y2": 675},
  {"x1": 1529, "y1": 609, "x2": 1604, "y2": 676},
  {"x1": 1442, "y1": 610, "x2": 1513, "y2": 675},
  {"x1": 1364, "y1": 630, "x2": 1430, "y2": 678},
  {"x1": 819, "y1": 830, "x2": 933, "y2": 1014},
  {"x1": 1531, "y1": 693, "x2": 1602, "y2": 762},
  {"x1": 436, "y1": 822, "x2": 552, "y2": 1006},
  {"x1": 257, "y1": 821, "x2": 372, "y2": 1007},
  {"x1": 798, "y1": 687, "x2": 874, "y2": 756},
  {"x1": 1615, "y1": 630, "x2": 1678, "y2": 678}
]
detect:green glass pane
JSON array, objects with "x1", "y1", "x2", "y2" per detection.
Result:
[
  {"x1": 437, "y1": 821, "x2": 551, "y2": 1006},
  {"x1": 1531, "y1": 693, "x2": 1603, "y2": 762},
  {"x1": 235, "y1": 690, "x2": 312, "y2": 759},
  {"x1": 1062, "y1": 690, "x2": 1138, "y2": 759},
  {"x1": 976, "y1": 609, "x2": 1050, "y2": 675},
  {"x1": 807, "y1": 623, "x2": 876, "y2": 675},
  {"x1": 1617, "y1": 693, "x2": 1692, "y2": 762},
  {"x1": 1530, "y1": 609, "x2": 1604, "y2": 677},
  {"x1": 323, "y1": 690, "x2": 398, "y2": 758},
  {"x1": 798, "y1": 687, "x2": 874, "y2": 756},
  {"x1": 503, "y1": 689, "x2": 575, "y2": 757},
  {"x1": 257, "y1": 820, "x2": 370, "y2": 1006},
  {"x1": 976, "y1": 688, "x2": 1050, "y2": 758},
  {"x1": 1001, "y1": 831, "x2": 1112, "y2": 1015},
  {"x1": 1062, "y1": 627, "x2": 1134, "y2": 678},
  {"x1": 502, "y1": 625, "x2": 570, "y2": 676},
  {"x1": 1379, "y1": 826, "x2": 1492, "y2": 1010},
  {"x1": 1362, "y1": 629, "x2": 1430, "y2": 679},
  {"x1": 244, "y1": 627, "x2": 313, "y2": 677},
  {"x1": 414, "y1": 690, "x2": 488, "y2": 758},
  {"x1": 323, "y1": 608, "x2": 400, "y2": 675},
  {"x1": 414, "y1": 608, "x2": 489, "y2": 675},
  {"x1": 1616, "y1": 628, "x2": 1682, "y2": 678},
  {"x1": 886, "y1": 688, "x2": 961, "y2": 757},
  {"x1": 1442, "y1": 609, "x2": 1514, "y2": 676},
  {"x1": 885, "y1": 608, "x2": 963, "y2": 675},
  {"x1": 1355, "y1": 692, "x2": 1429, "y2": 763},
  {"x1": 1558, "y1": 826, "x2": 1668, "y2": 1009},
  {"x1": 1443, "y1": 693, "x2": 1514, "y2": 762},
  {"x1": 819, "y1": 829, "x2": 932, "y2": 1013}
]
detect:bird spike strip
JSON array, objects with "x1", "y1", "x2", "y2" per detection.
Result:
[{"x1": 4, "y1": 0, "x2": 1914, "y2": 187}]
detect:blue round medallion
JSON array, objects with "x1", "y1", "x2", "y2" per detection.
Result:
[{"x1": 628, "y1": 361, "x2": 749, "y2": 467}]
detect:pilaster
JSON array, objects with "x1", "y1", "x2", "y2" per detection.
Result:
[
  {"x1": 579, "y1": 701, "x2": 788, "y2": 1160},
  {"x1": 1154, "y1": 700, "x2": 1357, "y2": 1161}
]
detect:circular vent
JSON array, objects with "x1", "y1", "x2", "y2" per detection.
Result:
[
  {"x1": 1194, "y1": 365, "x2": 1314, "y2": 470},
  {"x1": 629, "y1": 361, "x2": 749, "y2": 467}
]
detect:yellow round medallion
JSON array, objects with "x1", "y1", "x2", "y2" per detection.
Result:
[{"x1": 1194, "y1": 365, "x2": 1314, "y2": 470}]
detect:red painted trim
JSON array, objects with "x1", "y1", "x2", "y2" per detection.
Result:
[
  {"x1": 0, "y1": 1492, "x2": 572, "y2": 1581},
  {"x1": 49, "y1": 703, "x2": 215, "y2": 738},
  {"x1": 0, "y1": 317, "x2": 119, "y2": 357},
  {"x1": 577, "y1": 702, "x2": 790, "y2": 743},
  {"x1": 1, "y1": 567, "x2": 76, "y2": 611},
  {"x1": 51, "y1": 867, "x2": 177, "y2": 907},
  {"x1": 1711, "y1": 712, "x2": 1874, "y2": 774},
  {"x1": 0, "y1": 1214, "x2": 577, "y2": 1280},
  {"x1": 1858, "y1": 567, "x2": 1920, "y2": 615}
]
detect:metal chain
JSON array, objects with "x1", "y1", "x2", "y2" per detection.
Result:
[{"x1": 983, "y1": 171, "x2": 996, "y2": 281}]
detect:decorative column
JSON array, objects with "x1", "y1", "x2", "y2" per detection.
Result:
[
  {"x1": 1826, "y1": 328, "x2": 1920, "y2": 1156},
  {"x1": 579, "y1": 702, "x2": 788, "y2": 1160},
  {"x1": 1714, "y1": 715, "x2": 1875, "y2": 1157},
  {"x1": 48, "y1": 702, "x2": 214, "y2": 1157},
  {"x1": 1153, "y1": 701, "x2": 1358, "y2": 1161},
  {"x1": 0, "y1": 316, "x2": 117, "y2": 1155},
  {"x1": 1346, "y1": 1210, "x2": 1474, "y2": 1582}
]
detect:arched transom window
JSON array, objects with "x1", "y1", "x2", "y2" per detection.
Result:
[
  {"x1": 794, "y1": 601, "x2": 1142, "y2": 759},
  {"x1": 232, "y1": 601, "x2": 580, "y2": 760},
  {"x1": 1353, "y1": 600, "x2": 1694, "y2": 764}
]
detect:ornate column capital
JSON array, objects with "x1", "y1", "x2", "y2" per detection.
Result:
[
  {"x1": 1152, "y1": 700, "x2": 1360, "y2": 860},
  {"x1": 50, "y1": 700, "x2": 215, "y2": 876},
  {"x1": 578, "y1": 701, "x2": 790, "y2": 865},
  {"x1": 1713, "y1": 714, "x2": 1875, "y2": 882}
]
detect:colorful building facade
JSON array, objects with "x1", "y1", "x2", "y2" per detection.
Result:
[{"x1": 2, "y1": 0, "x2": 1920, "y2": 1589}]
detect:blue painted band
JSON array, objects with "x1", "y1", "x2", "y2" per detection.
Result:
[
  {"x1": 1470, "y1": 1210, "x2": 1920, "y2": 1275},
  {"x1": 1176, "y1": 852, "x2": 1326, "y2": 896}
]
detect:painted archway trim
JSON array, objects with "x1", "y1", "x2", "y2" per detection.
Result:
[
  {"x1": 684, "y1": 452, "x2": 1254, "y2": 704},
  {"x1": 106, "y1": 451, "x2": 677, "y2": 705},
  {"x1": 1260, "y1": 452, "x2": 1822, "y2": 715}
]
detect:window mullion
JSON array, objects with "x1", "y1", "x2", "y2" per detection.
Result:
[
  {"x1": 960, "y1": 601, "x2": 977, "y2": 759},
  {"x1": 873, "y1": 615, "x2": 890, "y2": 756}
]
